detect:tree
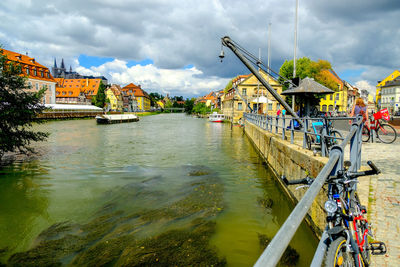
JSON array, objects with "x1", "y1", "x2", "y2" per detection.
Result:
[
  {"x1": 92, "y1": 82, "x2": 107, "y2": 108},
  {"x1": 184, "y1": 98, "x2": 195, "y2": 114},
  {"x1": 0, "y1": 49, "x2": 48, "y2": 159},
  {"x1": 192, "y1": 102, "x2": 211, "y2": 115}
]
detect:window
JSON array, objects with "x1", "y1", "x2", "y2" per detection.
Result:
[
  {"x1": 336, "y1": 94, "x2": 339, "y2": 100},
  {"x1": 47, "y1": 72, "x2": 50, "y2": 78},
  {"x1": 28, "y1": 81, "x2": 32, "y2": 88},
  {"x1": 242, "y1": 88, "x2": 247, "y2": 96},
  {"x1": 41, "y1": 70, "x2": 44, "y2": 77},
  {"x1": 238, "y1": 102, "x2": 243, "y2": 110},
  {"x1": 330, "y1": 95, "x2": 333, "y2": 100},
  {"x1": 26, "y1": 67, "x2": 29, "y2": 75},
  {"x1": 34, "y1": 68, "x2": 37, "y2": 76},
  {"x1": 36, "y1": 83, "x2": 39, "y2": 90},
  {"x1": 268, "y1": 103, "x2": 273, "y2": 110}
]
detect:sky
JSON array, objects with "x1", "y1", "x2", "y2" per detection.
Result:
[{"x1": 1, "y1": 0, "x2": 399, "y2": 98}]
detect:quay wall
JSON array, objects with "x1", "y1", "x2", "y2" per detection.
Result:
[{"x1": 244, "y1": 121, "x2": 328, "y2": 236}]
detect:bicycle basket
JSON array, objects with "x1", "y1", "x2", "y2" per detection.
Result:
[{"x1": 374, "y1": 108, "x2": 390, "y2": 121}]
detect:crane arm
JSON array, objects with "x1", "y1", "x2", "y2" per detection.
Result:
[{"x1": 221, "y1": 36, "x2": 302, "y2": 126}]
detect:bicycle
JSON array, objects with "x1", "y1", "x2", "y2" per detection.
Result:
[
  {"x1": 282, "y1": 161, "x2": 386, "y2": 266},
  {"x1": 305, "y1": 115, "x2": 343, "y2": 155},
  {"x1": 362, "y1": 111, "x2": 397, "y2": 144}
]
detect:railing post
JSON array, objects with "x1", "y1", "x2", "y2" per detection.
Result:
[
  {"x1": 275, "y1": 116, "x2": 279, "y2": 133},
  {"x1": 264, "y1": 115, "x2": 268, "y2": 130},
  {"x1": 349, "y1": 116, "x2": 362, "y2": 171},
  {"x1": 270, "y1": 116, "x2": 273, "y2": 132},
  {"x1": 290, "y1": 118, "x2": 294, "y2": 144},
  {"x1": 303, "y1": 117, "x2": 308, "y2": 149},
  {"x1": 321, "y1": 127, "x2": 327, "y2": 157},
  {"x1": 282, "y1": 114, "x2": 286, "y2": 140}
]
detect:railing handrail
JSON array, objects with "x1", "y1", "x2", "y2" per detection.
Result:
[{"x1": 243, "y1": 112, "x2": 363, "y2": 266}]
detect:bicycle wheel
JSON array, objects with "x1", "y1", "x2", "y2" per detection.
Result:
[
  {"x1": 330, "y1": 130, "x2": 343, "y2": 145},
  {"x1": 362, "y1": 126, "x2": 370, "y2": 142},
  {"x1": 325, "y1": 236, "x2": 356, "y2": 267},
  {"x1": 376, "y1": 123, "x2": 397, "y2": 144},
  {"x1": 356, "y1": 220, "x2": 371, "y2": 266}
]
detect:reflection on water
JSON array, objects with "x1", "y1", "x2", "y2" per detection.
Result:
[{"x1": 0, "y1": 114, "x2": 317, "y2": 266}]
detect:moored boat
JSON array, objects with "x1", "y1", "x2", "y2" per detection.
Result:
[
  {"x1": 96, "y1": 114, "x2": 139, "y2": 124},
  {"x1": 209, "y1": 112, "x2": 225, "y2": 122}
]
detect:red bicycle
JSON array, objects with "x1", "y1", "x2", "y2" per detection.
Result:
[{"x1": 362, "y1": 110, "x2": 397, "y2": 144}]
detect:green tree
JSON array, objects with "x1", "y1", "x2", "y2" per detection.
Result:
[
  {"x1": 92, "y1": 82, "x2": 107, "y2": 108},
  {"x1": 224, "y1": 78, "x2": 233, "y2": 93},
  {"x1": 184, "y1": 98, "x2": 195, "y2": 114},
  {"x1": 192, "y1": 102, "x2": 211, "y2": 115},
  {"x1": 0, "y1": 49, "x2": 48, "y2": 159}
]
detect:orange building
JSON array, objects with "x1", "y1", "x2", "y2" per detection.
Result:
[
  {"x1": 122, "y1": 83, "x2": 150, "y2": 111},
  {"x1": 1, "y1": 48, "x2": 56, "y2": 104},
  {"x1": 55, "y1": 78, "x2": 102, "y2": 105}
]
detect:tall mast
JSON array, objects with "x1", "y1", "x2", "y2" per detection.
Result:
[{"x1": 292, "y1": 0, "x2": 299, "y2": 111}]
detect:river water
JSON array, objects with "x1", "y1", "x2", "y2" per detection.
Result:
[{"x1": 0, "y1": 113, "x2": 317, "y2": 266}]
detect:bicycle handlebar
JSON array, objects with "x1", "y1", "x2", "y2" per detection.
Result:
[
  {"x1": 281, "y1": 175, "x2": 313, "y2": 185},
  {"x1": 282, "y1": 161, "x2": 381, "y2": 187}
]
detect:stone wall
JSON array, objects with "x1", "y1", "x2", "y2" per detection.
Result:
[{"x1": 244, "y1": 121, "x2": 329, "y2": 237}]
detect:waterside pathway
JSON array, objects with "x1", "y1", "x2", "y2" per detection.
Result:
[{"x1": 0, "y1": 113, "x2": 317, "y2": 266}]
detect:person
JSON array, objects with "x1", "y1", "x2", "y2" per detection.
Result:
[
  {"x1": 350, "y1": 97, "x2": 369, "y2": 126},
  {"x1": 276, "y1": 109, "x2": 281, "y2": 117}
]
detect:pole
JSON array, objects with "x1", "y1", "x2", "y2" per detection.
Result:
[
  {"x1": 268, "y1": 22, "x2": 271, "y2": 73},
  {"x1": 293, "y1": 0, "x2": 298, "y2": 112},
  {"x1": 257, "y1": 48, "x2": 261, "y2": 114}
]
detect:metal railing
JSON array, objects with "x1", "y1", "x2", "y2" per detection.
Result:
[
  {"x1": 243, "y1": 112, "x2": 364, "y2": 266},
  {"x1": 244, "y1": 113, "x2": 357, "y2": 157}
]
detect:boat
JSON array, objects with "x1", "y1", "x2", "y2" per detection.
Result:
[
  {"x1": 96, "y1": 114, "x2": 139, "y2": 124},
  {"x1": 209, "y1": 112, "x2": 225, "y2": 122}
]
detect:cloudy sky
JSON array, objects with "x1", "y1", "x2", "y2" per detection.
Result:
[{"x1": 1, "y1": 0, "x2": 399, "y2": 98}]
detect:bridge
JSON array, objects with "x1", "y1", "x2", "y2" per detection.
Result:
[{"x1": 163, "y1": 107, "x2": 185, "y2": 112}]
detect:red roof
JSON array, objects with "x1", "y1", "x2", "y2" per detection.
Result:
[
  {"x1": 122, "y1": 83, "x2": 149, "y2": 99},
  {"x1": 1, "y1": 48, "x2": 55, "y2": 83}
]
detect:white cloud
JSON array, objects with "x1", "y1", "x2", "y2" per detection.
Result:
[
  {"x1": 76, "y1": 59, "x2": 229, "y2": 97},
  {"x1": 355, "y1": 80, "x2": 376, "y2": 96}
]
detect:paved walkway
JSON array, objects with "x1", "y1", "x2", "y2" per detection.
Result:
[{"x1": 360, "y1": 141, "x2": 400, "y2": 266}]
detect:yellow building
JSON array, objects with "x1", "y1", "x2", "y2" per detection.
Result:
[
  {"x1": 106, "y1": 85, "x2": 123, "y2": 111},
  {"x1": 376, "y1": 70, "x2": 400, "y2": 108},
  {"x1": 122, "y1": 83, "x2": 151, "y2": 111},
  {"x1": 319, "y1": 90, "x2": 348, "y2": 113},
  {"x1": 319, "y1": 69, "x2": 347, "y2": 113},
  {"x1": 222, "y1": 71, "x2": 284, "y2": 122}
]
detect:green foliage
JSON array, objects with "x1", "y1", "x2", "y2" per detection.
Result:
[
  {"x1": 192, "y1": 102, "x2": 211, "y2": 115},
  {"x1": 0, "y1": 49, "x2": 49, "y2": 159},
  {"x1": 184, "y1": 98, "x2": 195, "y2": 114},
  {"x1": 279, "y1": 57, "x2": 337, "y2": 107},
  {"x1": 224, "y1": 78, "x2": 233, "y2": 93},
  {"x1": 92, "y1": 82, "x2": 107, "y2": 108},
  {"x1": 149, "y1": 92, "x2": 163, "y2": 106}
]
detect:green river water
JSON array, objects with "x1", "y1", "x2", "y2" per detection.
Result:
[{"x1": 0, "y1": 113, "x2": 317, "y2": 266}]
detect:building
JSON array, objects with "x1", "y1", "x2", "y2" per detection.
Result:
[
  {"x1": 52, "y1": 58, "x2": 108, "y2": 84},
  {"x1": 106, "y1": 85, "x2": 123, "y2": 111},
  {"x1": 318, "y1": 69, "x2": 347, "y2": 113},
  {"x1": 380, "y1": 77, "x2": 400, "y2": 114},
  {"x1": 222, "y1": 71, "x2": 283, "y2": 122},
  {"x1": 376, "y1": 70, "x2": 400, "y2": 108},
  {"x1": 2, "y1": 48, "x2": 56, "y2": 104},
  {"x1": 110, "y1": 84, "x2": 137, "y2": 112},
  {"x1": 122, "y1": 83, "x2": 151, "y2": 111},
  {"x1": 55, "y1": 78, "x2": 102, "y2": 105},
  {"x1": 344, "y1": 81, "x2": 360, "y2": 113}
]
